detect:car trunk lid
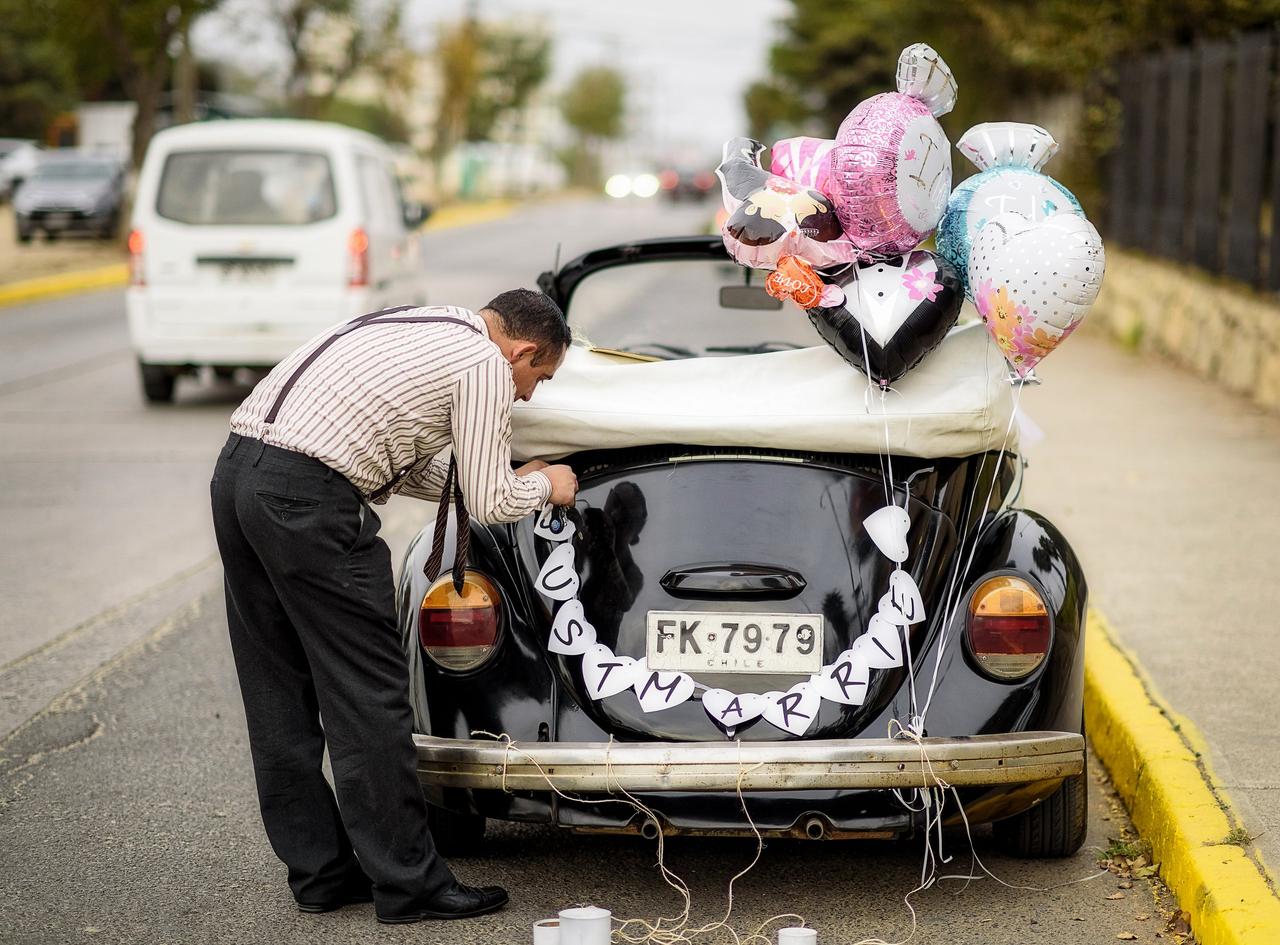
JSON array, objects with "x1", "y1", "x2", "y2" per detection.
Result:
[{"x1": 519, "y1": 453, "x2": 958, "y2": 742}]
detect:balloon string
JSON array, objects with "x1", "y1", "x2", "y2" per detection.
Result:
[
  {"x1": 470, "y1": 731, "x2": 807, "y2": 945},
  {"x1": 917, "y1": 375, "x2": 1026, "y2": 725}
]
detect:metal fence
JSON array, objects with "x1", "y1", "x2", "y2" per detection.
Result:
[{"x1": 1107, "y1": 29, "x2": 1280, "y2": 291}]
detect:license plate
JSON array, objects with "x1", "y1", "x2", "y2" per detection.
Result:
[
  {"x1": 216, "y1": 262, "x2": 277, "y2": 283},
  {"x1": 646, "y1": 611, "x2": 823, "y2": 674},
  {"x1": 44, "y1": 213, "x2": 72, "y2": 229}
]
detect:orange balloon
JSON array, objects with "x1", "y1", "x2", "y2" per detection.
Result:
[{"x1": 765, "y1": 255, "x2": 825, "y2": 308}]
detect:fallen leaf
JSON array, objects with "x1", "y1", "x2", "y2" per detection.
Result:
[
  {"x1": 1107, "y1": 892, "x2": 1126, "y2": 900},
  {"x1": 1119, "y1": 880, "x2": 1134, "y2": 889},
  {"x1": 1135, "y1": 914, "x2": 1151, "y2": 921},
  {"x1": 1167, "y1": 910, "x2": 1192, "y2": 935},
  {"x1": 1118, "y1": 934, "x2": 1138, "y2": 941}
]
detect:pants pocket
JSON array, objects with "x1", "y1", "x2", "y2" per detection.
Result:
[{"x1": 255, "y1": 491, "x2": 321, "y2": 513}]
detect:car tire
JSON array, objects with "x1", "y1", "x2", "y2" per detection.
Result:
[
  {"x1": 426, "y1": 802, "x2": 486, "y2": 857},
  {"x1": 992, "y1": 769, "x2": 1088, "y2": 858},
  {"x1": 139, "y1": 362, "x2": 176, "y2": 403},
  {"x1": 16, "y1": 227, "x2": 31, "y2": 244},
  {"x1": 44, "y1": 228, "x2": 59, "y2": 242}
]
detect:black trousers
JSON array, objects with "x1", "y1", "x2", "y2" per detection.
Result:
[{"x1": 210, "y1": 433, "x2": 454, "y2": 913}]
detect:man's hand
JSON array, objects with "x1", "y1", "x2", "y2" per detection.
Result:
[
  {"x1": 515, "y1": 460, "x2": 549, "y2": 477},
  {"x1": 542, "y1": 464, "x2": 578, "y2": 505}
]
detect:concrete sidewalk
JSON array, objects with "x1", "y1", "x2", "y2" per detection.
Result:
[{"x1": 1023, "y1": 330, "x2": 1280, "y2": 866}]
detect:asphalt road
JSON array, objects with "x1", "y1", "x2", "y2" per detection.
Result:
[{"x1": 1, "y1": 197, "x2": 1171, "y2": 944}]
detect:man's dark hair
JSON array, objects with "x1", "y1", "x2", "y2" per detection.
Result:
[{"x1": 483, "y1": 288, "x2": 571, "y2": 365}]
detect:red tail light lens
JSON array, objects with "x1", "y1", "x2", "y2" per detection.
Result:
[
  {"x1": 966, "y1": 575, "x2": 1051, "y2": 680},
  {"x1": 419, "y1": 571, "x2": 501, "y2": 671},
  {"x1": 128, "y1": 229, "x2": 145, "y2": 286},
  {"x1": 347, "y1": 227, "x2": 369, "y2": 287}
]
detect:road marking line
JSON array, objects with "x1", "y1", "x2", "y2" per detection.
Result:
[{"x1": 1086, "y1": 610, "x2": 1280, "y2": 945}]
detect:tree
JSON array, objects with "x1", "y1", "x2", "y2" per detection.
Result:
[
  {"x1": 46, "y1": 0, "x2": 221, "y2": 166},
  {"x1": 431, "y1": 17, "x2": 552, "y2": 166},
  {"x1": 561, "y1": 66, "x2": 626, "y2": 141},
  {"x1": 560, "y1": 66, "x2": 627, "y2": 188},
  {"x1": 755, "y1": 0, "x2": 1280, "y2": 210},
  {"x1": 0, "y1": 0, "x2": 75, "y2": 138},
  {"x1": 267, "y1": 0, "x2": 408, "y2": 118},
  {"x1": 743, "y1": 79, "x2": 802, "y2": 143},
  {"x1": 466, "y1": 27, "x2": 551, "y2": 142}
]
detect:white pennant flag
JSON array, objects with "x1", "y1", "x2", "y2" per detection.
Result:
[
  {"x1": 547, "y1": 599, "x2": 596, "y2": 655},
  {"x1": 878, "y1": 570, "x2": 926, "y2": 626},
  {"x1": 633, "y1": 660, "x2": 695, "y2": 713},
  {"x1": 701, "y1": 688, "x2": 767, "y2": 729},
  {"x1": 761, "y1": 681, "x2": 821, "y2": 736},
  {"x1": 812, "y1": 648, "x2": 871, "y2": 705},
  {"x1": 863, "y1": 614, "x2": 904, "y2": 669},
  {"x1": 581, "y1": 643, "x2": 640, "y2": 698},
  {"x1": 534, "y1": 543, "x2": 580, "y2": 600},
  {"x1": 864, "y1": 505, "x2": 911, "y2": 563}
]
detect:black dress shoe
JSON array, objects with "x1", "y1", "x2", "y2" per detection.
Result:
[
  {"x1": 296, "y1": 874, "x2": 375, "y2": 914},
  {"x1": 376, "y1": 881, "x2": 509, "y2": 924}
]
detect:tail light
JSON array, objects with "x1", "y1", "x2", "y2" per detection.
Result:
[
  {"x1": 128, "y1": 229, "x2": 145, "y2": 286},
  {"x1": 347, "y1": 227, "x2": 369, "y2": 287},
  {"x1": 966, "y1": 575, "x2": 1051, "y2": 680},
  {"x1": 419, "y1": 571, "x2": 501, "y2": 671}
]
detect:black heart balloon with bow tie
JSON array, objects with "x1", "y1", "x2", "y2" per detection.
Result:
[{"x1": 805, "y1": 249, "x2": 964, "y2": 387}]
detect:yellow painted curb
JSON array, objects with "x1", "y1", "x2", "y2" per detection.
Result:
[
  {"x1": 0, "y1": 200, "x2": 515, "y2": 310},
  {"x1": 1085, "y1": 611, "x2": 1280, "y2": 945},
  {"x1": 0, "y1": 263, "x2": 128, "y2": 308},
  {"x1": 422, "y1": 199, "x2": 514, "y2": 232}
]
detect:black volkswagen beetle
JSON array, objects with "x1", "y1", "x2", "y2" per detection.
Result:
[{"x1": 396, "y1": 236, "x2": 1087, "y2": 860}]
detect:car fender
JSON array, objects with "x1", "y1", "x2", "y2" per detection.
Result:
[{"x1": 895, "y1": 507, "x2": 1087, "y2": 739}]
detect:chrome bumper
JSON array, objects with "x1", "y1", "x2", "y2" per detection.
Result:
[{"x1": 413, "y1": 731, "x2": 1084, "y2": 793}]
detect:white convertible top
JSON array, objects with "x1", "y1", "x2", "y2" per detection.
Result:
[{"x1": 511, "y1": 323, "x2": 1018, "y2": 461}]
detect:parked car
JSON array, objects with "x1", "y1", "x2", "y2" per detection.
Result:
[
  {"x1": 0, "y1": 139, "x2": 41, "y2": 201},
  {"x1": 126, "y1": 119, "x2": 430, "y2": 403},
  {"x1": 396, "y1": 235, "x2": 1088, "y2": 860},
  {"x1": 12, "y1": 151, "x2": 124, "y2": 241}
]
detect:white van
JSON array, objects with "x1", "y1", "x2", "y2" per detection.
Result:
[{"x1": 126, "y1": 119, "x2": 430, "y2": 402}]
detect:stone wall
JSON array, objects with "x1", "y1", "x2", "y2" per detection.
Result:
[{"x1": 1088, "y1": 248, "x2": 1280, "y2": 411}]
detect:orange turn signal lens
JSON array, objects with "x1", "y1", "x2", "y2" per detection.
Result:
[
  {"x1": 966, "y1": 575, "x2": 1051, "y2": 680},
  {"x1": 418, "y1": 571, "x2": 501, "y2": 671}
]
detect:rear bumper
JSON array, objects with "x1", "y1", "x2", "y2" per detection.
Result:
[
  {"x1": 414, "y1": 731, "x2": 1084, "y2": 793},
  {"x1": 126, "y1": 286, "x2": 370, "y2": 365}
]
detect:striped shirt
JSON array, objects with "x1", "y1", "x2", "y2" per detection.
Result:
[{"x1": 229, "y1": 305, "x2": 551, "y2": 524}]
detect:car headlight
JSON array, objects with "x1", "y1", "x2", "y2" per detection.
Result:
[
  {"x1": 418, "y1": 570, "x2": 502, "y2": 671},
  {"x1": 965, "y1": 575, "x2": 1051, "y2": 680}
]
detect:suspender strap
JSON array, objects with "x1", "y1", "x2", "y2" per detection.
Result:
[
  {"x1": 422, "y1": 454, "x2": 469, "y2": 593},
  {"x1": 260, "y1": 307, "x2": 483, "y2": 591},
  {"x1": 262, "y1": 308, "x2": 479, "y2": 424}
]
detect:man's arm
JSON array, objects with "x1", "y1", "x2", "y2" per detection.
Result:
[{"x1": 444, "y1": 356, "x2": 551, "y2": 524}]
